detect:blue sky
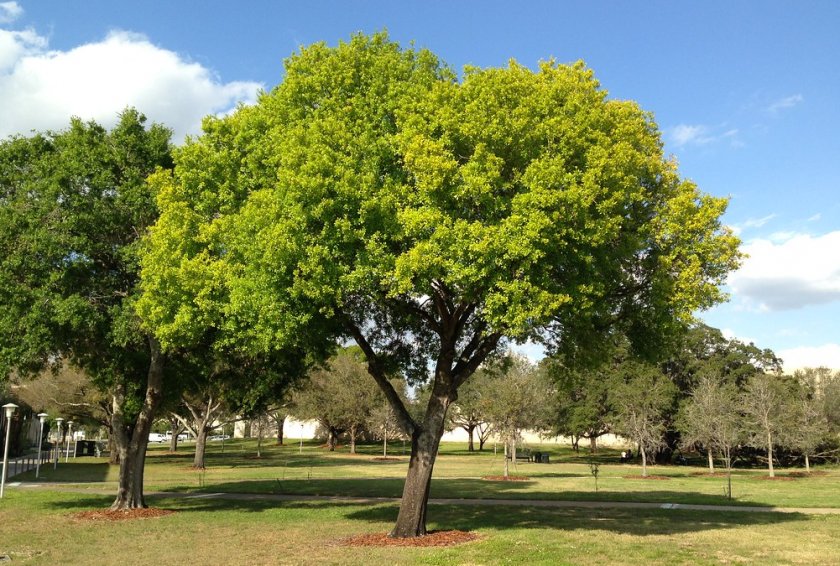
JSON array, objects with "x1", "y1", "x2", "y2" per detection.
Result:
[{"x1": 2, "y1": 1, "x2": 839, "y2": 369}]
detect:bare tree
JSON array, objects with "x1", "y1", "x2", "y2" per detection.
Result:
[
  {"x1": 611, "y1": 362, "x2": 676, "y2": 477},
  {"x1": 678, "y1": 375, "x2": 743, "y2": 497},
  {"x1": 741, "y1": 373, "x2": 794, "y2": 478}
]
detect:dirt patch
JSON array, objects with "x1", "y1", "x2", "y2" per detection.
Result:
[
  {"x1": 482, "y1": 475, "x2": 530, "y2": 481},
  {"x1": 71, "y1": 508, "x2": 175, "y2": 522},
  {"x1": 623, "y1": 475, "x2": 671, "y2": 480},
  {"x1": 372, "y1": 457, "x2": 402, "y2": 461},
  {"x1": 689, "y1": 471, "x2": 718, "y2": 477},
  {"x1": 788, "y1": 471, "x2": 828, "y2": 478},
  {"x1": 342, "y1": 530, "x2": 480, "y2": 547},
  {"x1": 753, "y1": 475, "x2": 797, "y2": 481}
]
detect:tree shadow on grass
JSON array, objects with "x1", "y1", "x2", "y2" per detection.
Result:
[
  {"x1": 344, "y1": 501, "x2": 811, "y2": 538},
  {"x1": 42, "y1": 490, "x2": 811, "y2": 540},
  {"x1": 164, "y1": 476, "x2": 778, "y2": 509}
]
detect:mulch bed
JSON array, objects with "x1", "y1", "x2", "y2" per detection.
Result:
[
  {"x1": 342, "y1": 530, "x2": 480, "y2": 547},
  {"x1": 623, "y1": 475, "x2": 671, "y2": 480},
  {"x1": 372, "y1": 457, "x2": 402, "y2": 461},
  {"x1": 482, "y1": 475, "x2": 530, "y2": 481},
  {"x1": 753, "y1": 475, "x2": 797, "y2": 481},
  {"x1": 71, "y1": 508, "x2": 175, "y2": 522},
  {"x1": 788, "y1": 470, "x2": 828, "y2": 478}
]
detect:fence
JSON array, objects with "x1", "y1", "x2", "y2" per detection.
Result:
[{"x1": 4, "y1": 449, "x2": 52, "y2": 479}]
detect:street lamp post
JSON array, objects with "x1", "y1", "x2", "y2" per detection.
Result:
[
  {"x1": 35, "y1": 413, "x2": 48, "y2": 479},
  {"x1": 54, "y1": 417, "x2": 64, "y2": 470},
  {"x1": 1, "y1": 403, "x2": 19, "y2": 498},
  {"x1": 65, "y1": 421, "x2": 73, "y2": 462}
]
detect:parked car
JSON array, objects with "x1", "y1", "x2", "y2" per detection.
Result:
[{"x1": 148, "y1": 433, "x2": 167, "y2": 443}]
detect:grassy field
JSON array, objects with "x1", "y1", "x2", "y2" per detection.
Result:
[{"x1": 2, "y1": 440, "x2": 839, "y2": 565}]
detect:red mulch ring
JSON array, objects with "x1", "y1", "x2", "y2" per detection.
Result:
[
  {"x1": 342, "y1": 530, "x2": 480, "y2": 547},
  {"x1": 71, "y1": 508, "x2": 175, "y2": 522},
  {"x1": 481, "y1": 475, "x2": 530, "y2": 481},
  {"x1": 689, "y1": 471, "x2": 718, "y2": 476},
  {"x1": 624, "y1": 475, "x2": 671, "y2": 480},
  {"x1": 753, "y1": 475, "x2": 796, "y2": 481},
  {"x1": 372, "y1": 457, "x2": 402, "y2": 461}
]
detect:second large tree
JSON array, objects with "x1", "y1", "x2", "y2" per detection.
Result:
[{"x1": 138, "y1": 34, "x2": 741, "y2": 537}]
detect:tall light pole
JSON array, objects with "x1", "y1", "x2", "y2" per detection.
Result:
[
  {"x1": 65, "y1": 421, "x2": 74, "y2": 462},
  {"x1": 54, "y1": 417, "x2": 64, "y2": 470},
  {"x1": 35, "y1": 413, "x2": 49, "y2": 480},
  {"x1": 1, "y1": 403, "x2": 18, "y2": 498},
  {"x1": 35, "y1": 413, "x2": 48, "y2": 479}
]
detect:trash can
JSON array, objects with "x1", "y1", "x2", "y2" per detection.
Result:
[{"x1": 75, "y1": 440, "x2": 96, "y2": 456}]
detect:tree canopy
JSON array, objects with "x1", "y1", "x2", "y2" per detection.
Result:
[{"x1": 138, "y1": 33, "x2": 742, "y2": 537}]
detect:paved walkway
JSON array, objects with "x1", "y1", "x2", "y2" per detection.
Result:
[{"x1": 12, "y1": 483, "x2": 840, "y2": 515}]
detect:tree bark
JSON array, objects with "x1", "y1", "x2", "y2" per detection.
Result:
[
  {"x1": 389, "y1": 393, "x2": 450, "y2": 538},
  {"x1": 805, "y1": 454, "x2": 810, "y2": 474},
  {"x1": 349, "y1": 424, "x2": 357, "y2": 454},
  {"x1": 110, "y1": 336, "x2": 165, "y2": 510},
  {"x1": 589, "y1": 435, "x2": 597, "y2": 454},
  {"x1": 465, "y1": 424, "x2": 475, "y2": 452},
  {"x1": 767, "y1": 432, "x2": 774, "y2": 478},
  {"x1": 707, "y1": 449, "x2": 715, "y2": 474},
  {"x1": 193, "y1": 427, "x2": 209, "y2": 468},
  {"x1": 641, "y1": 448, "x2": 648, "y2": 477},
  {"x1": 276, "y1": 414, "x2": 285, "y2": 445}
]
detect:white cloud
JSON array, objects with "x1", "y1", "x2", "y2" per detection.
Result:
[
  {"x1": 0, "y1": 28, "x2": 262, "y2": 142},
  {"x1": 0, "y1": 2, "x2": 22, "y2": 24},
  {"x1": 808, "y1": 213, "x2": 822, "y2": 222},
  {"x1": 778, "y1": 344, "x2": 840, "y2": 372},
  {"x1": 728, "y1": 231, "x2": 840, "y2": 311},
  {"x1": 720, "y1": 328, "x2": 756, "y2": 346},
  {"x1": 767, "y1": 94, "x2": 803, "y2": 113},
  {"x1": 669, "y1": 124, "x2": 740, "y2": 148}
]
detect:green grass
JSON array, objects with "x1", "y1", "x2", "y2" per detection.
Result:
[{"x1": 3, "y1": 440, "x2": 839, "y2": 564}]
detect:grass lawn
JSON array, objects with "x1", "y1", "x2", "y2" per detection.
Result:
[{"x1": 2, "y1": 440, "x2": 839, "y2": 564}]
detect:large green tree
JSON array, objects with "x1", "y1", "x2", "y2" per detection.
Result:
[
  {"x1": 138, "y1": 34, "x2": 741, "y2": 537},
  {"x1": 0, "y1": 110, "x2": 173, "y2": 509}
]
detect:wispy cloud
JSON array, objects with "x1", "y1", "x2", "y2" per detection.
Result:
[
  {"x1": 0, "y1": 1, "x2": 22, "y2": 24},
  {"x1": 668, "y1": 124, "x2": 741, "y2": 148},
  {"x1": 742, "y1": 214, "x2": 777, "y2": 229},
  {"x1": 808, "y1": 213, "x2": 822, "y2": 222},
  {"x1": 767, "y1": 93, "x2": 803, "y2": 113}
]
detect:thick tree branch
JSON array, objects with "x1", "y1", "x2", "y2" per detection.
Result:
[
  {"x1": 452, "y1": 331, "x2": 503, "y2": 389},
  {"x1": 344, "y1": 318, "x2": 417, "y2": 437}
]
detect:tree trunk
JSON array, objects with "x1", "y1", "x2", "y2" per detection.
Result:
[
  {"x1": 707, "y1": 449, "x2": 715, "y2": 474},
  {"x1": 256, "y1": 418, "x2": 264, "y2": 458},
  {"x1": 389, "y1": 393, "x2": 450, "y2": 538},
  {"x1": 383, "y1": 428, "x2": 388, "y2": 457},
  {"x1": 110, "y1": 337, "x2": 165, "y2": 510},
  {"x1": 767, "y1": 432, "x2": 774, "y2": 478},
  {"x1": 276, "y1": 415, "x2": 285, "y2": 445},
  {"x1": 571, "y1": 435, "x2": 579, "y2": 453},
  {"x1": 193, "y1": 427, "x2": 209, "y2": 469},
  {"x1": 327, "y1": 426, "x2": 337, "y2": 451},
  {"x1": 589, "y1": 435, "x2": 597, "y2": 454},
  {"x1": 108, "y1": 435, "x2": 119, "y2": 465},
  {"x1": 168, "y1": 416, "x2": 181, "y2": 452},
  {"x1": 466, "y1": 424, "x2": 475, "y2": 452},
  {"x1": 641, "y1": 448, "x2": 648, "y2": 477},
  {"x1": 503, "y1": 440, "x2": 509, "y2": 478},
  {"x1": 805, "y1": 453, "x2": 811, "y2": 474},
  {"x1": 349, "y1": 424, "x2": 357, "y2": 454}
]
